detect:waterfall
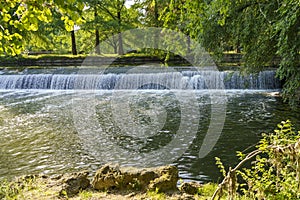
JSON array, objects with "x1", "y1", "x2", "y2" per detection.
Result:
[{"x1": 0, "y1": 70, "x2": 281, "y2": 90}]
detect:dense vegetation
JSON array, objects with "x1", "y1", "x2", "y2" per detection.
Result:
[
  {"x1": 214, "y1": 120, "x2": 300, "y2": 200},
  {"x1": 0, "y1": 0, "x2": 299, "y2": 104}
]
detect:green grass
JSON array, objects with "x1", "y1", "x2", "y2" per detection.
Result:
[
  {"x1": 0, "y1": 52, "x2": 245, "y2": 70},
  {"x1": 0, "y1": 178, "x2": 254, "y2": 200},
  {"x1": 146, "y1": 189, "x2": 167, "y2": 200}
]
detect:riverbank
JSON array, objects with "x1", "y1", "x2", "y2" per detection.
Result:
[
  {"x1": 0, "y1": 53, "x2": 243, "y2": 69},
  {"x1": 0, "y1": 54, "x2": 186, "y2": 67},
  {"x1": 0, "y1": 164, "x2": 249, "y2": 200},
  {"x1": 0, "y1": 176, "x2": 215, "y2": 200}
]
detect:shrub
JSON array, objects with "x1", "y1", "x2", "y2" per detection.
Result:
[
  {"x1": 239, "y1": 120, "x2": 300, "y2": 200},
  {"x1": 213, "y1": 120, "x2": 300, "y2": 200}
]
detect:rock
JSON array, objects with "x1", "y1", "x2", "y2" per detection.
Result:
[
  {"x1": 120, "y1": 167, "x2": 159, "y2": 190},
  {"x1": 11, "y1": 172, "x2": 90, "y2": 198},
  {"x1": 148, "y1": 166, "x2": 178, "y2": 192},
  {"x1": 92, "y1": 164, "x2": 178, "y2": 192},
  {"x1": 179, "y1": 182, "x2": 202, "y2": 195},
  {"x1": 91, "y1": 164, "x2": 122, "y2": 190},
  {"x1": 59, "y1": 171, "x2": 90, "y2": 197}
]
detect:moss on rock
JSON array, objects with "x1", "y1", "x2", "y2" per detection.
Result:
[{"x1": 92, "y1": 164, "x2": 178, "y2": 192}]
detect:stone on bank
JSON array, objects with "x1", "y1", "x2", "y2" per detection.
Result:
[{"x1": 92, "y1": 164, "x2": 179, "y2": 192}]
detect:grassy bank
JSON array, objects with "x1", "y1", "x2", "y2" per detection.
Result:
[
  {"x1": 0, "y1": 53, "x2": 184, "y2": 67},
  {"x1": 0, "y1": 53, "x2": 244, "y2": 70},
  {"x1": 0, "y1": 176, "x2": 250, "y2": 200}
]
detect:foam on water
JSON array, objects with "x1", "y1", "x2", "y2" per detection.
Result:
[{"x1": 0, "y1": 70, "x2": 281, "y2": 90}]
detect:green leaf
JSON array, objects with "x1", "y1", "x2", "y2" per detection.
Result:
[{"x1": 3, "y1": 14, "x2": 11, "y2": 22}]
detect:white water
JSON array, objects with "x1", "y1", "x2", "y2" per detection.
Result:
[{"x1": 0, "y1": 70, "x2": 280, "y2": 90}]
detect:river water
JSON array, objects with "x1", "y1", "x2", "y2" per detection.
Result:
[
  {"x1": 0, "y1": 67, "x2": 299, "y2": 182},
  {"x1": 0, "y1": 88, "x2": 299, "y2": 182}
]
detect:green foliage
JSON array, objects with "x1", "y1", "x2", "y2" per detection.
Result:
[
  {"x1": 213, "y1": 120, "x2": 300, "y2": 200},
  {"x1": 0, "y1": 0, "x2": 85, "y2": 55},
  {"x1": 1, "y1": 0, "x2": 300, "y2": 105},
  {"x1": 215, "y1": 157, "x2": 226, "y2": 177},
  {"x1": 216, "y1": 0, "x2": 300, "y2": 105},
  {"x1": 78, "y1": 190, "x2": 94, "y2": 199},
  {"x1": 80, "y1": 0, "x2": 142, "y2": 55},
  {"x1": 0, "y1": 179, "x2": 20, "y2": 199},
  {"x1": 237, "y1": 120, "x2": 300, "y2": 200},
  {"x1": 0, "y1": 177, "x2": 36, "y2": 200},
  {"x1": 146, "y1": 188, "x2": 166, "y2": 200},
  {"x1": 161, "y1": 0, "x2": 300, "y2": 105},
  {"x1": 198, "y1": 183, "x2": 218, "y2": 197}
]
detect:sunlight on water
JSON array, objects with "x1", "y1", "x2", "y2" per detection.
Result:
[{"x1": 0, "y1": 89, "x2": 299, "y2": 183}]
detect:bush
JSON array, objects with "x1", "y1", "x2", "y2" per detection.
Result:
[
  {"x1": 239, "y1": 120, "x2": 300, "y2": 199},
  {"x1": 213, "y1": 120, "x2": 300, "y2": 200}
]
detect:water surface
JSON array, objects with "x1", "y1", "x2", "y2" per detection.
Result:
[{"x1": 0, "y1": 89, "x2": 299, "y2": 182}]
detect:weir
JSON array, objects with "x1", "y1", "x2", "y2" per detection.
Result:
[{"x1": 0, "y1": 70, "x2": 280, "y2": 90}]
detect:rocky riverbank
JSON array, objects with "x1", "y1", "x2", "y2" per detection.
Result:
[{"x1": 1, "y1": 165, "x2": 209, "y2": 200}]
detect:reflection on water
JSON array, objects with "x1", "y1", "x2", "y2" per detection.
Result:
[{"x1": 0, "y1": 90, "x2": 299, "y2": 183}]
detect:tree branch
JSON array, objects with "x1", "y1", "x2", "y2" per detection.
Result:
[
  {"x1": 97, "y1": 3, "x2": 117, "y2": 20},
  {"x1": 211, "y1": 149, "x2": 262, "y2": 200}
]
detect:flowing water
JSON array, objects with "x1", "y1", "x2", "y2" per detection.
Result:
[
  {"x1": 0, "y1": 67, "x2": 280, "y2": 90},
  {"x1": 0, "y1": 67, "x2": 299, "y2": 183}
]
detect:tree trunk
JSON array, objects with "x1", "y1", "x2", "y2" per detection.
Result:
[
  {"x1": 118, "y1": 33, "x2": 123, "y2": 55},
  {"x1": 114, "y1": 45, "x2": 118, "y2": 54},
  {"x1": 95, "y1": 29, "x2": 100, "y2": 54},
  {"x1": 94, "y1": 9, "x2": 100, "y2": 54},
  {"x1": 71, "y1": 30, "x2": 77, "y2": 55},
  {"x1": 236, "y1": 46, "x2": 241, "y2": 53},
  {"x1": 236, "y1": 40, "x2": 241, "y2": 53},
  {"x1": 154, "y1": 0, "x2": 159, "y2": 49},
  {"x1": 187, "y1": 36, "x2": 191, "y2": 54},
  {"x1": 117, "y1": 11, "x2": 124, "y2": 55},
  {"x1": 154, "y1": 0, "x2": 158, "y2": 24}
]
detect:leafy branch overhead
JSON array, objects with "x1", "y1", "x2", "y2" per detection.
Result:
[{"x1": 0, "y1": 0, "x2": 84, "y2": 54}]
